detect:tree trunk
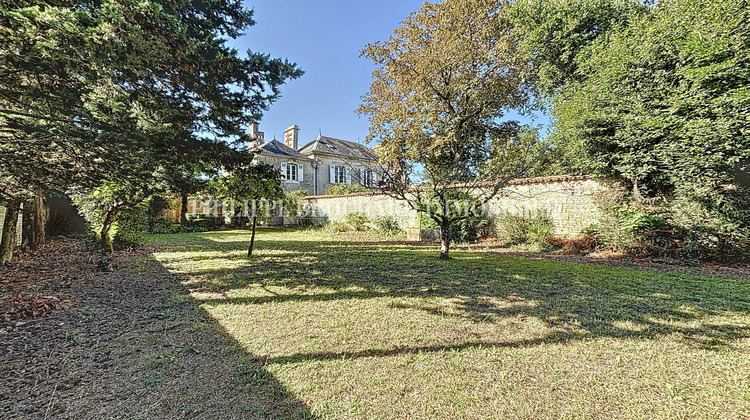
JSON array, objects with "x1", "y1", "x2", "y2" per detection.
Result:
[
  {"x1": 439, "y1": 220, "x2": 451, "y2": 260},
  {"x1": 98, "y1": 207, "x2": 120, "y2": 271},
  {"x1": 1, "y1": 200, "x2": 21, "y2": 265},
  {"x1": 21, "y1": 200, "x2": 35, "y2": 250},
  {"x1": 180, "y1": 192, "x2": 189, "y2": 225},
  {"x1": 248, "y1": 215, "x2": 257, "y2": 257},
  {"x1": 33, "y1": 189, "x2": 46, "y2": 245}
]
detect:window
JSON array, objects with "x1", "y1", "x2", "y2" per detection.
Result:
[
  {"x1": 329, "y1": 165, "x2": 350, "y2": 184},
  {"x1": 362, "y1": 170, "x2": 374, "y2": 187},
  {"x1": 281, "y1": 162, "x2": 303, "y2": 182},
  {"x1": 334, "y1": 166, "x2": 345, "y2": 184},
  {"x1": 286, "y1": 163, "x2": 297, "y2": 181}
]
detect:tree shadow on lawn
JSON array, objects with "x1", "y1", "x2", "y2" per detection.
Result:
[
  {"x1": 0, "y1": 247, "x2": 317, "y2": 419},
  {"x1": 161, "y1": 232, "x2": 750, "y2": 354}
]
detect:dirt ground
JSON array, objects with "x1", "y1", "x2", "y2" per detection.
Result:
[{"x1": 0, "y1": 239, "x2": 312, "y2": 419}]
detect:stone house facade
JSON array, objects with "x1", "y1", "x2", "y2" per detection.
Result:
[{"x1": 250, "y1": 123, "x2": 381, "y2": 196}]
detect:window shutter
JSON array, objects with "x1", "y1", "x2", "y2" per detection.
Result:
[
  {"x1": 297, "y1": 164, "x2": 304, "y2": 182},
  {"x1": 329, "y1": 165, "x2": 335, "y2": 183},
  {"x1": 372, "y1": 171, "x2": 377, "y2": 186},
  {"x1": 280, "y1": 162, "x2": 287, "y2": 180},
  {"x1": 345, "y1": 167, "x2": 352, "y2": 184}
]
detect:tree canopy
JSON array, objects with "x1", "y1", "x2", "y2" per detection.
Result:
[
  {"x1": 0, "y1": 0, "x2": 302, "y2": 263},
  {"x1": 510, "y1": 0, "x2": 750, "y2": 259},
  {"x1": 359, "y1": 0, "x2": 541, "y2": 258},
  {"x1": 0, "y1": 0, "x2": 302, "y2": 200}
]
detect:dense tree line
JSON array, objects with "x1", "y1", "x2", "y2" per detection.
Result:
[
  {"x1": 361, "y1": 0, "x2": 748, "y2": 260},
  {"x1": 0, "y1": 0, "x2": 301, "y2": 263},
  {"x1": 510, "y1": 0, "x2": 750, "y2": 260}
]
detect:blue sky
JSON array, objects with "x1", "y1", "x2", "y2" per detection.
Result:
[{"x1": 232, "y1": 0, "x2": 549, "y2": 147}]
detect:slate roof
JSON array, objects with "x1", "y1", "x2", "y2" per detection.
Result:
[
  {"x1": 297, "y1": 136, "x2": 378, "y2": 161},
  {"x1": 254, "y1": 139, "x2": 310, "y2": 160}
]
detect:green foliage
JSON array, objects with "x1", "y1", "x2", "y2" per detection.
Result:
[
  {"x1": 0, "y1": 0, "x2": 301, "y2": 207},
  {"x1": 283, "y1": 189, "x2": 310, "y2": 218},
  {"x1": 495, "y1": 210, "x2": 555, "y2": 246},
  {"x1": 494, "y1": 213, "x2": 530, "y2": 245},
  {"x1": 345, "y1": 212, "x2": 370, "y2": 232},
  {"x1": 147, "y1": 196, "x2": 173, "y2": 221},
  {"x1": 285, "y1": 189, "x2": 309, "y2": 200},
  {"x1": 112, "y1": 205, "x2": 149, "y2": 250},
  {"x1": 527, "y1": 220, "x2": 554, "y2": 247},
  {"x1": 617, "y1": 207, "x2": 668, "y2": 236},
  {"x1": 69, "y1": 179, "x2": 158, "y2": 251},
  {"x1": 422, "y1": 210, "x2": 490, "y2": 243},
  {"x1": 513, "y1": 0, "x2": 750, "y2": 260},
  {"x1": 374, "y1": 216, "x2": 403, "y2": 237},
  {"x1": 509, "y1": 0, "x2": 645, "y2": 93},
  {"x1": 296, "y1": 215, "x2": 329, "y2": 228},
  {"x1": 359, "y1": 0, "x2": 542, "y2": 257},
  {"x1": 211, "y1": 163, "x2": 284, "y2": 224},
  {"x1": 326, "y1": 184, "x2": 372, "y2": 195}
]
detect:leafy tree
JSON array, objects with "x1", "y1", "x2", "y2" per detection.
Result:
[
  {"x1": 0, "y1": 0, "x2": 302, "y2": 261},
  {"x1": 213, "y1": 163, "x2": 283, "y2": 256},
  {"x1": 521, "y1": 0, "x2": 750, "y2": 259},
  {"x1": 69, "y1": 178, "x2": 161, "y2": 269},
  {"x1": 508, "y1": 0, "x2": 645, "y2": 95},
  {"x1": 359, "y1": 0, "x2": 540, "y2": 259}
]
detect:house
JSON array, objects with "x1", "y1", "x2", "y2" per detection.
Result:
[{"x1": 250, "y1": 123, "x2": 380, "y2": 195}]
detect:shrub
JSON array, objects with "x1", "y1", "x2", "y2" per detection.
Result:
[
  {"x1": 325, "y1": 221, "x2": 350, "y2": 233},
  {"x1": 296, "y1": 215, "x2": 329, "y2": 228},
  {"x1": 374, "y1": 216, "x2": 403, "y2": 236},
  {"x1": 147, "y1": 195, "x2": 172, "y2": 221},
  {"x1": 527, "y1": 219, "x2": 554, "y2": 246},
  {"x1": 495, "y1": 212, "x2": 530, "y2": 245},
  {"x1": 284, "y1": 189, "x2": 310, "y2": 218},
  {"x1": 495, "y1": 209, "x2": 555, "y2": 246},
  {"x1": 149, "y1": 224, "x2": 216, "y2": 234},
  {"x1": 112, "y1": 205, "x2": 149, "y2": 250},
  {"x1": 669, "y1": 198, "x2": 750, "y2": 262},
  {"x1": 326, "y1": 184, "x2": 372, "y2": 195},
  {"x1": 420, "y1": 213, "x2": 490, "y2": 243},
  {"x1": 188, "y1": 216, "x2": 225, "y2": 230},
  {"x1": 345, "y1": 212, "x2": 369, "y2": 231}
]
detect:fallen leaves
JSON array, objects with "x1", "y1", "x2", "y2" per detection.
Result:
[
  {"x1": 1, "y1": 292, "x2": 71, "y2": 320},
  {"x1": 0, "y1": 237, "x2": 94, "y2": 321}
]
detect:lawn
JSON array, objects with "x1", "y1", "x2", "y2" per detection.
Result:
[{"x1": 149, "y1": 229, "x2": 750, "y2": 419}]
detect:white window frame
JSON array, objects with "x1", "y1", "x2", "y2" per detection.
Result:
[
  {"x1": 334, "y1": 166, "x2": 345, "y2": 184},
  {"x1": 362, "y1": 170, "x2": 373, "y2": 187},
  {"x1": 281, "y1": 162, "x2": 303, "y2": 182},
  {"x1": 286, "y1": 162, "x2": 298, "y2": 181}
]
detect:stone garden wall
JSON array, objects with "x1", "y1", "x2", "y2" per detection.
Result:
[{"x1": 301, "y1": 176, "x2": 612, "y2": 237}]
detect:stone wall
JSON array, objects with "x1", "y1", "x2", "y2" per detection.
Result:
[
  {"x1": 301, "y1": 192, "x2": 418, "y2": 227},
  {"x1": 300, "y1": 176, "x2": 611, "y2": 237},
  {"x1": 484, "y1": 176, "x2": 610, "y2": 236}
]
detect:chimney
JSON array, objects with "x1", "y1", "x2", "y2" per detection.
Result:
[
  {"x1": 284, "y1": 125, "x2": 300, "y2": 150},
  {"x1": 249, "y1": 122, "x2": 264, "y2": 147}
]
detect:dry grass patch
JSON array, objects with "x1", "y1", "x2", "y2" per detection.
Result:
[{"x1": 150, "y1": 229, "x2": 750, "y2": 419}]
